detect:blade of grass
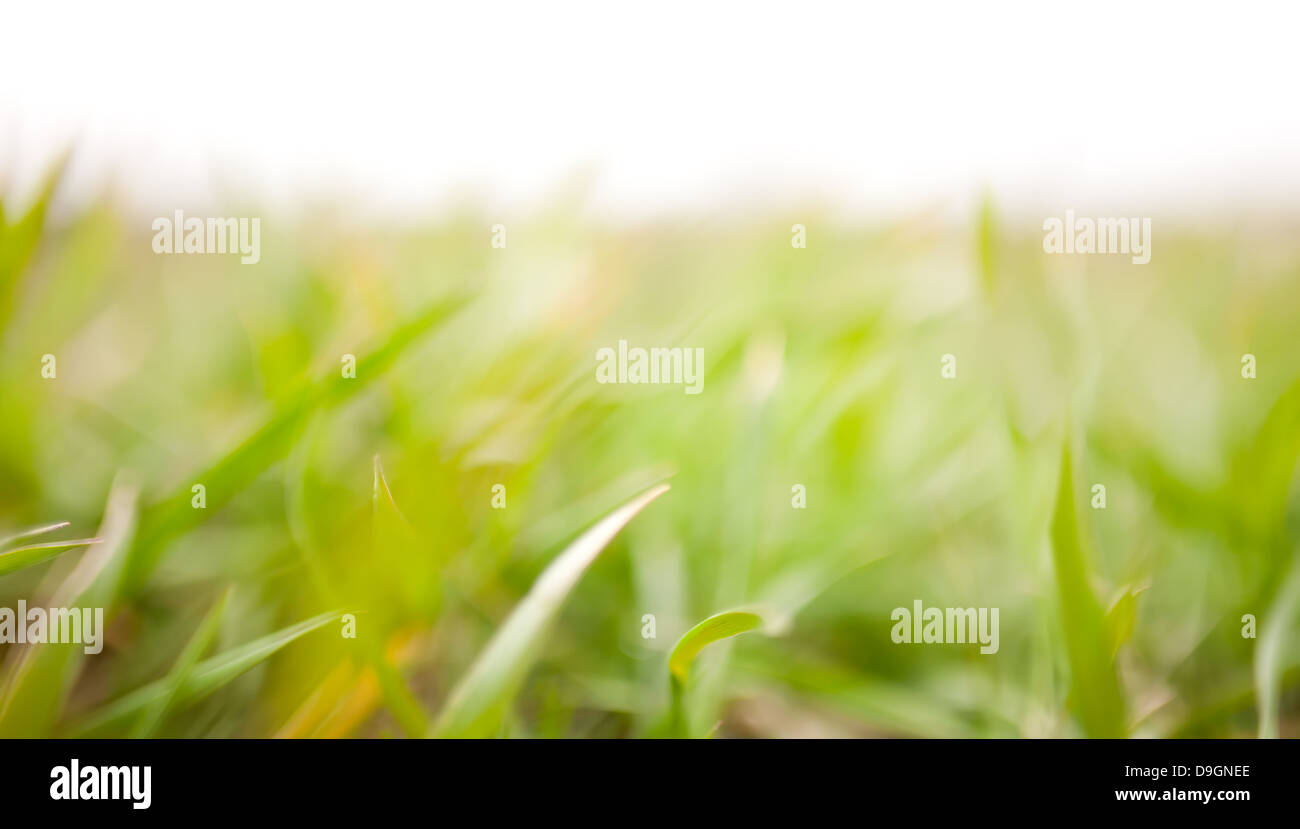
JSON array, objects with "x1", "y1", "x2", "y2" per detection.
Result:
[
  {"x1": 282, "y1": 444, "x2": 431, "y2": 737},
  {"x1": 0, "y1": 479, "x2": 136, "y2": 736},
  {"x1": 363, "y1": 456, "x2": 434, "y2": 736},
  {"x1": 1254, "y1": 553, "x2": 1300, "y2": 738},
  {"x1": 1103, "y1": 586, "x2": 1144, "y2": 658},
  {"x1": 1050, "y1": 441, "x2": 1126, "y2": 737},
  {"x1": 666, "y1": 609, "x2": 766, "y2": 738},
  {"x1": 317, "y1": 453, "x2": 432, "y2": 735},
  {"x1": 0, "y1": 152, "x2": 69, "y2": 331},
  {"x1": 0, "y1": 520, "x2": 70, "y2": 548},
  {"x1": 129, "y1": 587, "x2": 232, "y2": 737},
  {"x1": 71, "y1": 610, "x2": 341, "y2": 735},
  {"x1": 433, "y1": 482, "x2": 670, "y2": 737},
  {"x1": 0, "y1": 537, "x2": 102, "y2": 577},
  {"x1": 668, "y1": 611, "x2": 763, "y2": 684},
  {"x1": 122, "y1": 294, "x2": 469, "y2": 592}
]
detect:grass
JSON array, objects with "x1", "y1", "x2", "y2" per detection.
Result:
[{"x1": 0, "y1": 167, "x2": 1298, "y2": 737}]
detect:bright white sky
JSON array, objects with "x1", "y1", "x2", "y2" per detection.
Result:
[{"x1": 2, "y1": 1, "x2": 1298, "y2": 221}]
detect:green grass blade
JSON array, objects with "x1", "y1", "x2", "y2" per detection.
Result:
[
  {"x1": 0, "y1": 520, "x2": 70, "y2": 548},
  {"x1": 0, "y1": 152, "x2": 68, "y2": 330},
  {"x1": 666, "y1": 609, "x2": 767, "y2": 738},
  {"x1": 72, "y1": 610, "x2": 340, "y2": 735},
  {"x1": 1050, "y1": 442, "x2": 1126, "y2": 737},
  {"x1": 122, "y1": 294, "x2": 469, "y2": 591},
  {"x1": 433, "y1": 482, "x2": 670, "y2": 737},
  {"x1": 361, "y1": 455, "x2": 433, "y2": 737},
  {"x1": 1103, "y1": 587, "x2": 1143, "y2": 658},
  {"x1": 1254, "y1": 554, "x2": 1300, "y2": 738},
  {"x1": 283, "y1": 448, "x2": 431, "y2": 737},
  {"x1": 130, "y1": 587, "x2": 232, "y2": 737},
  {"x1": 0, "y1": 480, "x2": 136, "y2": 736},
  {"x1": 668, "y1": 611, "x2": 764, "y2": 684},
  {"x1": 0, "y1": 537, "x2": 102, "y2": 577}
]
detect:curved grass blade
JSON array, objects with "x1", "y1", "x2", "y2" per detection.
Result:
[
  {"x1": 72, "y1": 611, "x2": 340, "y2": 735},
  {"x1": 129, "y1": 587, "x2": 232, "y2": 737},
  {"x1": 373, "y1": 455, "x2": 410, "y2": 525},
  {"x1": 666, "y1": 609, "x2": 766, "y2": 738},
  {"x1": 668, "y1": 611, "x2": 763, "y2": 684},
  {"x1": 433, "y1": 482, "x2": 670, "y2": 738}
]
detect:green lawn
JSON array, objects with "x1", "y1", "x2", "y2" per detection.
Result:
[{"x1": 1, "y1": 173, "x2": 1298, "y2": 737}]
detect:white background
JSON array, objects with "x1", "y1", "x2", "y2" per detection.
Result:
[{"x1": 2, "y1": 0, "x2": 1298, "y2": 221}]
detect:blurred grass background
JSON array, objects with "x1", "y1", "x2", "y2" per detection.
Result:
[{"x1": 1, "y1": 167, "x2": 1298, "y2": 738}]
